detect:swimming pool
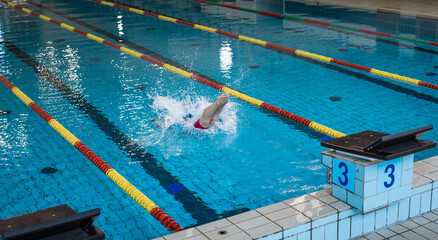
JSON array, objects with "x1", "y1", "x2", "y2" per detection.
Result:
[{"x1": 0, "y1": 0, "x2": 437, "y2": 238}]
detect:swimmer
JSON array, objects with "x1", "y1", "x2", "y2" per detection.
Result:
[{"x1": 194, "y1": 92, "x2": 229, "y2": 129}]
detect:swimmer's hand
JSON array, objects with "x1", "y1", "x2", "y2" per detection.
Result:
[{"x1": 217, "y1": 92, "x2": 229, "y2": 105}]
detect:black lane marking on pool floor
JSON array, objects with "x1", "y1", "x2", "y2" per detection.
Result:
[
  {"x1": 27, "y1": 0, "x2": 438, "y2": 142},
  {"x1": 3, "y1": 39, "x2": 249, "y2": 225},
  {"x1": 85, "y1": 0, "x2": 438, "y2": 104},
  {"x1": 26, "y1": 2, "x2": 331, "y2": 137},
  {"x1": 28, "y1": 0, "x2": 225, "y2": 87},
  {"x1": 130, "y1": 0, "x2": 438, "y2": 56},
  {"x1": 282, "y1": 16, "x2": 438, "y2": 56},
  {"x1": 325, "y1": 26, "x2": 438, "y2": 56},
  {"x1": 285, "y1": 51, "x2": 438, "y2": 105}
]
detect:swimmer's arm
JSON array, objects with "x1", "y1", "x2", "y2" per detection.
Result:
[
  {"x1": 210, "y1": 103, "x2": 225, "y2": 123},
  {"x1": 199, "y1": 102, "x2": 221, "y2": 128}
]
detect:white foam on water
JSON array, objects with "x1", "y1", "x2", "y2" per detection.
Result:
[{"x1": 146, "y1": 93, "x2": 238, "y2": 145}]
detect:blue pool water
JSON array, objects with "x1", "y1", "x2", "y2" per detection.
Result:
[{"x1": 1, "y1": 0, "x2": 437, "y2": 238}]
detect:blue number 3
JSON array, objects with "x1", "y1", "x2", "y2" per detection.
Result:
[
  {"x1": 384, "y1": 164, "x2": 395, "y2": 188},
  {"x1": 338, "y1": 162, "x2": 348, "y2": 186}
]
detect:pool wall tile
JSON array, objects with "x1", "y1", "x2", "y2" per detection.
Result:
[
  {"x1": 398, "y1": 198, "x2": 410, "y2": 222},
  {"x1": 388, "y1": 185, "x2": 411, "y2": 202},
  {"x1": 409, "y1": 194, "x2": 421, "y2": 217},
  {"x1": 402, "y1": 154, "x2": 414, "y2": 170},
  {"x1": 375, "y1": 207, "x2": 388, "y2": 229},
  {"x1": 332, "y1": 184, "x2": 347, "y2": 202},
  {"x1": 160, "y1": 156, "x2": 438, "y2": 240},
  {"x1": 402, "y1": 169, "x2": 413, "y2": 186},
  {"x1": 364, "y1": 164, "x2": 378, "y2": 183},
  {"x1": 325, "y1": 221, "x2": 338, "y2": 239},
  {"x1": 338, "y1": 207, "x2": 360, "y2": 219},
  {"x1": 354, "y1": 179, "x2": 364, "y2": 197},
  {"x1": 311, "y1": 226, "x2": 324, "y2": 240},
  {"x1": 420, "y1": 191, "x2": 432, "y2": 214},
  {"x1": 284, "y1": 235, "x2": 297, "y2": 240},
  {"x1": 411, "y1": 182, "x2": 432, "y2": 195},
  {"x1": 321, "y1": 154, "x2": 332, "y2": 168},
  {"x1": 362, "y1": 211, "x2": 375, "y2": 233},
  {"x1": 432, "y1": 188, "x2": 438, "y2": 210},
  {"x1": 362, "y1": 191, "x2": 388, "y2": 212},
  {"x1": 337, "y1": 217, "x2": 351, "y2": 240},
  {"x1": 356, "y1": 165, "x2": 364, "y2": 181},
  {"x1": 350, "y1": 213, "x2": 363, "y2": 238},
  {"x1": 296, "y1": 230, "x2": 310, "y2": 240},
  {"x1": 387, "y1": 202, "x2": 398, "y2": 225},
  {"x1": 347, "y1": 191, "x2": 362, "y2": 210},
  {"x1": 311, "y1": 212, "x2": 337, "y2": 228},
  {"x1": 363, "y1": 180, "x2": 377, "y2": 197}
]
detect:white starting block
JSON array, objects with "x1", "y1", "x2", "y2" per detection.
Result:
[{"x1": 321, "y1": 125, "x2": 436, "y2": 213}]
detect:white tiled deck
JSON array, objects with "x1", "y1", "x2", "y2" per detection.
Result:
[{"x1": 155, "y1": 155, "x2": 438, "y2": 240}]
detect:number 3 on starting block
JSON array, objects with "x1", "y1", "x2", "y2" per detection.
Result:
[
  {"x1": 333, "y1": 158, "x2": 355, "y2": 192},
  {"x1": 377, "y1": 159, "x2": 401, "y2": 193}
]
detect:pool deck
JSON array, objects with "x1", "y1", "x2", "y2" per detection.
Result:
[
  {"x1": 297, "y1": 0, "x2": 438, "y2": 20},
  {"x1": 156, "y1": 154, "x2": 438, "y2": 240},
  {"x1": 354, "y1": 209, "x2": 438, "y2": 240}
]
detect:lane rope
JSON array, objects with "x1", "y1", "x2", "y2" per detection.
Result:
[
  {"x1": 0, "y1": 73, "x2": 184, "y2": 233},
  {"x1": 0, "y1": 0, "x2": 346, "y2": 138},
  {"x1": 88, "y1": 0, "x2": 438, "y2": 91},
  {"x1": 193, "y1": 0, "x2": 438, "y2": 47}
]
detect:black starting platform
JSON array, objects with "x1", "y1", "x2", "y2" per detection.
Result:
[
  {"x1": 0, "y1": 204, "x2": 104, "y2": 240},
  {"x1": 321, "y1": 125, "x2": 437, "y2": 160}
]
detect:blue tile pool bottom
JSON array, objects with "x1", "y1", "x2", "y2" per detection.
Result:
[
  {"x1": 1, "y1": 38, "x2": 248, "y2": 225},
  {"x1": 1, "y1": 0, "x2": 438, "y2": 239},
  {"x1": 0, "y1": 80, "x2": 194, "y2": 239}
]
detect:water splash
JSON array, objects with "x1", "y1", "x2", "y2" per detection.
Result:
[{"x1": 148, "y1": 93, "x2": 238, "y2": 144}]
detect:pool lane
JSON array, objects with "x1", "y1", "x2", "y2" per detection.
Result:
[
  {"x1": 88, "y1": 0, "x2": 438, "y2": 92},
  {"x1": 26, "y1": 0, "x2": 227, "y2": 89},
  {"x1": 1, "y1": 0, "x2": 347, "y2": 138},
  {"x1": 1, "y1": 39, "x2": 221, "y2": 225},
  {"x1": 40, "y1": 0, "x2": 438, "y2": 108},
  {"x1": 193, "y1": 0, "x2": 438, "y2": 48},
  {"x1": 1, "y1": 38, "x2": 254, "y2": 225},
  {"x1": 0, "y1": 72, "x2": 184, "y2": 232}
]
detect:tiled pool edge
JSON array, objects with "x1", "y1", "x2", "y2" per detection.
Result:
[{"x1": 155, "y1": 155, "x2": 438, "y2": 240}]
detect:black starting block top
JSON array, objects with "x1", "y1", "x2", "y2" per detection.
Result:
[
  {"x1": 0, "y1": 204, "x2": 104, "y2": 240},
  {"x1": 321, "y1": 125, "x2": 436, "y2": 160}
]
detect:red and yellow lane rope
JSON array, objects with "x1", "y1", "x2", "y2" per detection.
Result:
[
  {"x1": 193, "y1": 0, "x2": 438, "y2": 47},
  {"x1": 0, "y1": 0, "x2": 345, "y2": 138},
  {"x1": 89, "y1": 0, "x2": 438, "y2": 91},
  {"x1": 0, "y1": 74, "x2": 184, "y2": 232}
]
